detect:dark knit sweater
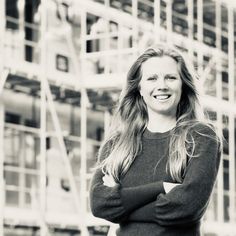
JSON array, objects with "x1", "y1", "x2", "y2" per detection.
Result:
[{"x1": 89, "y1": 123, "x2": 221, "y2": 236}]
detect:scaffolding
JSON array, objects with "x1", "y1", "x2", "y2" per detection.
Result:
[{"x1": 0, "y1": 0, "x2": 236, "y2": 235}]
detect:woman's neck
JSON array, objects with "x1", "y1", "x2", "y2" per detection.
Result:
[{"x1": 147, "y1": 112, "x2": 176, "y2": 133}]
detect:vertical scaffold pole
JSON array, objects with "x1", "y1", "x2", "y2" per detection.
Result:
[
  {"x1": 80, "y1": 87, "x2": 88, "y2": 236},
  {"x1": 227, "y1": 2, "x2": 235, "y2": 228},
  {"x1": 132, "y1": 0, "x2": 138, "y2": 50},
  {"x1": 215, "y1": 0, "x2": 224, "y2": 224},
  {"x1": 18, "y1": 0, "x2": 25, "y2": 61},
  {"x1": 187, "y1": 0, "x2": 194, "y2": 58},
  {"x1": 0, "y1": 95, "x2": 4, "y2": 236},
  {"x1": 227, "y1": 3, "x2": 235, "y2": 103},
  {"x1": 166, "y1": 0, "x2": 172, "y2": 43},
  {"x1": 39, "y1": 69, "x2": 47, "y2": 236},
  {"x1": 0, "y1": 0, "x2": 6, "y2": 92},
  {"x1": 39, "y1": 0, "x2": 48, "y2": 235},
  {"x1": 79, "y1": 9, "x2": 90, "y2": 236},
  {"x1": 104, "y1": 0, "x2": 110, "y2": 75},
  {"x1": 154, "y1": 0, "x2": 161, "y2": 43},
  {"x1": 0, "y1": 0, "x2": 5, "y2": 235},
  {"x1": 197, "y1": 0, "x2": 203, "y2": 75}
]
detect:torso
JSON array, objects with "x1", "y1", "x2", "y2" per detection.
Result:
[{"x1": 117, "y1": 128, "x2": 201, "y2": 236}]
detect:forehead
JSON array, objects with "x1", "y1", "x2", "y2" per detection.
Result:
[{"x1": 141, "y1": 56, "x2": 179, "y2": 77}]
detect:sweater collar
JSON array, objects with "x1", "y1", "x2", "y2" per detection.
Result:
[{"x1": 143, "y1": 127, "x2": 175, "y2": 139}]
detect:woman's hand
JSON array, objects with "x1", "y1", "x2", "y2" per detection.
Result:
[
  {"x1": 163, "y1": 182, "x2": 181, "y2": 193},
  {"x1": 102, "y1": 174, "x2": 117, "y2": 187}
]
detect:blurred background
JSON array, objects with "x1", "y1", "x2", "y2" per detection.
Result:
[{"x1": 0, "y1": 0, "x2": 235, "y2": 235}]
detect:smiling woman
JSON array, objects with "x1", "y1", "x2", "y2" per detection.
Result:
[{"x1": 89, "y1": 44, "x2": 222, "y2": 236}]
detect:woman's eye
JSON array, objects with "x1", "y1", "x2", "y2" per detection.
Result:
[
  {"x1": 147, "y1": 77, "x2": 157, "y2": 81},
  {"x1": 166, "y1": 76, "x2": 177, "y2": 80}
]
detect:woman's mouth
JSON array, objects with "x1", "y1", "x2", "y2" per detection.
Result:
[{"x1": 153, "y1": 95, "x2": 171, "y2": 100}]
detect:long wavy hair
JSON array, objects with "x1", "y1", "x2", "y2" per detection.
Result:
[{"x1": 98, "y1": 44, "x2": 219, "y2": 183}]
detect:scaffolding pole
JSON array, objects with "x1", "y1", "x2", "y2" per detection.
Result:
[
  {"x1": 80, "y1": 88, "x2": 89, "y2": 235},
  {"x1": 0, "y1": 0, "x2": 5, "y2": 234},
  {"x1": 132, "y1": 0, "x2": 138, "y2": 49},
  {"x1": 166, "y1": 0, "x2": 172, "y2": 43},
  {"x1": 0, "y1": 100, "x2": 4, "y2": 236},
  {"x1": 39, "y1": 0, "x2": 48, "y2": 235},
  {"x1": 227, "y1": 3, "x2": 235, "y2": 103},
  {"x1": 104, "y1": 0, "x2": 111, "y2": 76},
  {"x1": 0, "y1": 0, "x2": 7, "y2": 95},
  {"x1": 227, "y1": 2, "x2": 235, "y2": 228},
  {"x1": 197, "y1": 0, "x2": 203, "y2": 75},
  {"x1": 0, "y1": 96, "x2": 4, "y2": 236},
  {"x1": 215, "y1": 0, "x2": 223, "y2": 101},
  {"x1": 39, "y1": 72, "x2": 47, "y2": 236},
  {"x1": 187, "y1": 0, "x2": 194, "y2": 58},
  {"x1": 79, "y1": 9, "x2": 90, "y2": 236},
  {"x1": 154, "y1": 0, "x2": 161, "y2": 43},
  {"x1": 18, "y1": 0, "x2": 25, "y2": 62},
  {"x1": 228, "y1": 114, "x2": 235, "y2": 232},
  {"x1": 117, "y1": 23, "x2": 123, "y2": 74},
  {"x1": 215, "y1": 0, "x2": 224, "y2": 224}
]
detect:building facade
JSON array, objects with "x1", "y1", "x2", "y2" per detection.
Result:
[{"x1": 0, "y1": 0, "x2": 235, "y2": 235}]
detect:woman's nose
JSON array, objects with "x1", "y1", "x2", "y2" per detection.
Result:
[{"x1": 157, "y1": 77, "x2": 168, "y2": 90}]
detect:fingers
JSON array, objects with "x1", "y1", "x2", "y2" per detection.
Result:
[
  {"x1": 163, "y1": 182, "x2": 181, "y2": 193},
  {"x1": 102, "y1": 174, "x2": 117, "y2": 187}
]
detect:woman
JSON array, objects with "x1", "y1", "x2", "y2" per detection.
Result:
[{"x1": 89, "y1": 44, "x2": 221, "y2": 236}]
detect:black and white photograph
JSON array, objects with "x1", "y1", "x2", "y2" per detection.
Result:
[{"x1": 0, "y1": 0, "x2": 235, "y2": 236}]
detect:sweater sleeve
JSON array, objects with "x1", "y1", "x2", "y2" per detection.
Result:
[
  {"x1": 89, "y1": 167, "x2": 164, "y2": 223},
  {"x1": 128, "y1": 124, "x2": 221, "y2": 226}
]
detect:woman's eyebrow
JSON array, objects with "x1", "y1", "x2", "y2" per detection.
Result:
[
  {"x1": 143, "y1": 74, "x2": 158, "y2": 79},
  {"x1": 148, "y1": 74, "x2": 159, "y2": 77},
  {"x1": 145, "y1": 73, "x2": 178, "y2": 77},
  {"x1": 165, "y1": 73, "x2": 178, "y2": 77}
]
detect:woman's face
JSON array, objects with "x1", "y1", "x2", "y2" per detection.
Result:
[{"x1": 139, "y1": 56, "x2": 182, "y2": 117}]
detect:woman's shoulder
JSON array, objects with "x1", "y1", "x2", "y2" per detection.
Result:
[
  {"x1": 190, "y1": 121, "x2": 217, "y2": 136},
  {"x1": 184, "y1": 121, "x2": 221, "y2": 160},
  {"x1": 188, "y1": 121, "x2": 221, "y2": 149}
]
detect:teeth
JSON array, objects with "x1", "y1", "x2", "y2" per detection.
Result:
[{"x1": 154, "y1": 95, "x2": 170, "y2": 100}]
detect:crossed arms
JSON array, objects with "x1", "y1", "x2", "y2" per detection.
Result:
[{"x1": 89, "y1": 127, "x2": 221, "y2": 226}]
